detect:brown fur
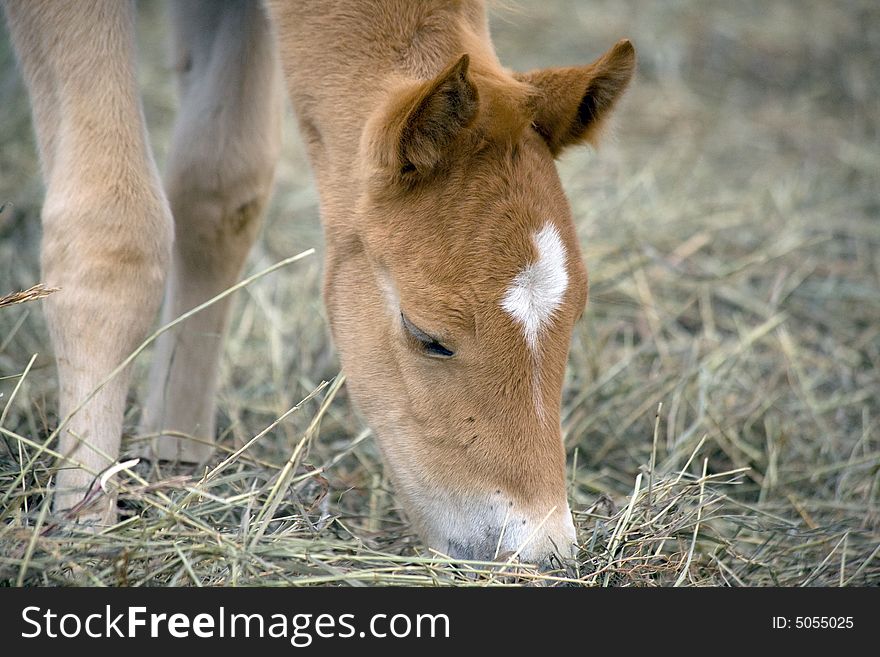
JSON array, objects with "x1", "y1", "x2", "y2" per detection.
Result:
[{"x1": 4, "y1": 0, "x2": 634, "y2": 563}]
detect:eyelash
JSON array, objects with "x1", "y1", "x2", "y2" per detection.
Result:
[{"x1": 400, "y1": 313, "x2": 455, "y2": 358}]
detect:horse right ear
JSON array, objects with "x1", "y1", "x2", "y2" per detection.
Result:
[
  {"x1": 368, "y1": 54, "x2": 479, "y2": 177},
  {"x1": 516, "y1": 39, "x2": 635, "y2": 156}
]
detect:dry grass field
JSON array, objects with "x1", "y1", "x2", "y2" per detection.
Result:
[{"x1": 1, "y1": 0, "x2": 878, "y2": 586}]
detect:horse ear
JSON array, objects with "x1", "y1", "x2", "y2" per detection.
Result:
[
  {"x1": 517, "y1": 39, "x2": 635, "y2": 156},
  {"x1": 375, "y1": 54, "x2": 479, "y2": 176}
]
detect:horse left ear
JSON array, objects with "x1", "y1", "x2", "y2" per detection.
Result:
[{"x1": 517, "y1": 39, "x2": 635, "y2": 156}]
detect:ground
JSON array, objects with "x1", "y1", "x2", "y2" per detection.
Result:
[{"x1": 0, "y1": 0, "x2": 878, "y2": 585}]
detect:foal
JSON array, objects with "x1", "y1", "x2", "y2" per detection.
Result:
[{"x1": 4, "y1": 0, "x2": 634, "y2": 567}]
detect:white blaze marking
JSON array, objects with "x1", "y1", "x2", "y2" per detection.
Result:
[{"x1": 500, "y1": 223, "x2": 569, "y2": 352}]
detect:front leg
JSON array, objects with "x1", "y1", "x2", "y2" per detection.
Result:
[{"x1": 3, "y1": 0, "x2": 173, "y2": 521}]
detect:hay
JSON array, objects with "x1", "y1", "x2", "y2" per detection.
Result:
[
  {"x1": 1, "y1": 419, "x2": 874, "y2": 586},
  {"x1": 1, "y1": 0, "x2": 878, "y2": 586},
  {"x1": 0, "y1": 283, "x2": 57, "y2": 310}
]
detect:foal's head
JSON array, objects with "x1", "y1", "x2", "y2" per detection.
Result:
[{"x1": 326, "y1": 40, "x2": 635, "y2": 566}]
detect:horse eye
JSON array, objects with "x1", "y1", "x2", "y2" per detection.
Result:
[{"x1": 400, "y1": 313, "x2": 455, "y2": 358}]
